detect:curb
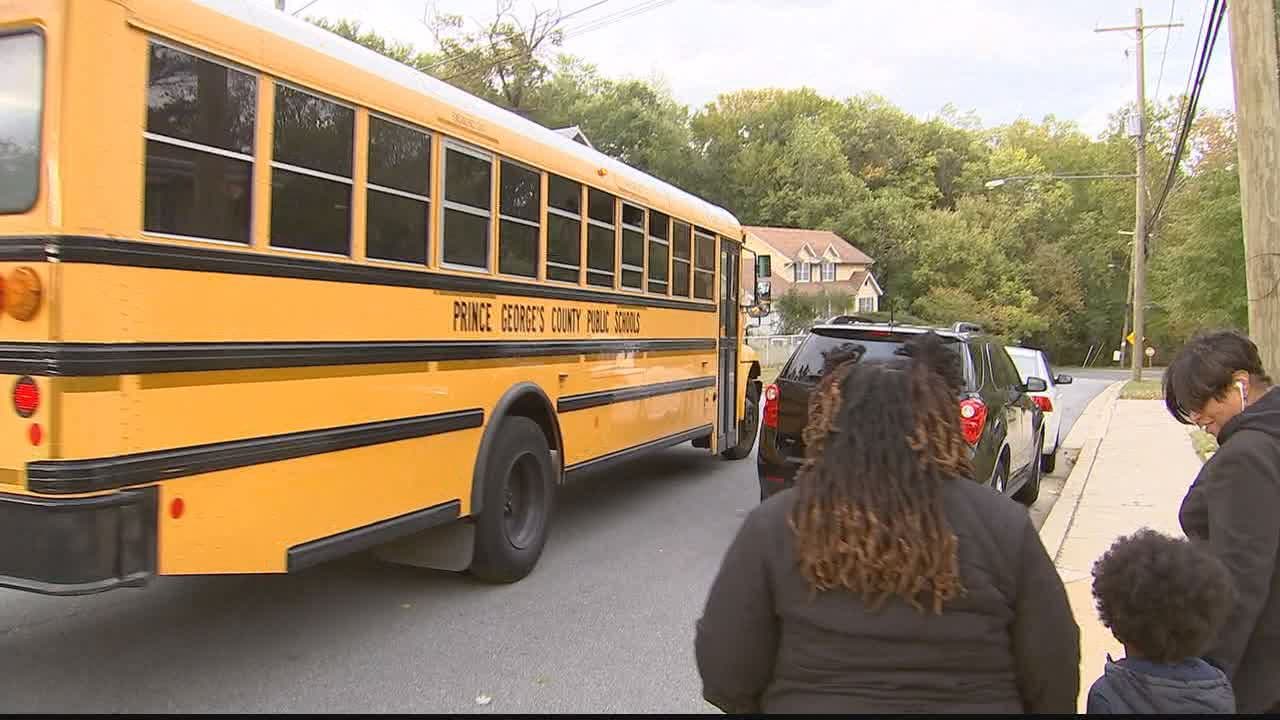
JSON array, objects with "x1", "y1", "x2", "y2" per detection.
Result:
[{"x1": 1038, "y1": 381, "x2": 1123, "y2": 565}]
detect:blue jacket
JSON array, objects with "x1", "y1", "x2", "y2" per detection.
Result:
[{"x1": 1086, "y1": 656, "x2": 1234, "y2": 714}]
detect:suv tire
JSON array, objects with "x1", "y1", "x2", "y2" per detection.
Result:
[{"x1": 1014, "y1": 431, "x2": 1044, "y2": 506}]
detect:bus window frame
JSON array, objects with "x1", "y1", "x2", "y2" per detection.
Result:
[
  {"x1": 142, "y1": 37, "x2": 260, "y2": 247},
  {"x1": 268, "y1": 79, "x2": 356, "y2": 259},
  {"x1": 495, "y1": 155, "x2": 543, "y2": 280},
  {"x1": 438, "y1": 137, "x2": 495, "y2": 274},
  {"x1": 364, "y1": 111, "x2": 433, "y2": 268}
]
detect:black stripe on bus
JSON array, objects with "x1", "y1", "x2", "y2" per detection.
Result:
[
  {"x1": 563, "y1": 424, "x2": 714, "y2": 480},
  {"x1": 26, "y1": 408, "x2": 484, "y2": 495},
  {"x1": 0, "y1": 235, "x2": 718, "y2": 313},
  {"x1": 0, "y1": 338, "x2": 717, "y2": 377},
  {"x1": 557, "y1": 376, "x2": 717, "y2": 413},
  {"x1": 287, "y1": 500, "x2": 461, "y2": 573}
]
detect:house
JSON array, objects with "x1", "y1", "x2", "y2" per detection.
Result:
[
  {"x1": 742, "y1": 226, "x2": 883, "y2": 333},
  {"x1": 552, "y1": 125, "x2": 595, "y2": 150}
]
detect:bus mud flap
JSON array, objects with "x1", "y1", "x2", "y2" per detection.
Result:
[{"x1": 372, "y1": 520, "x2": 475, "y2": 572}]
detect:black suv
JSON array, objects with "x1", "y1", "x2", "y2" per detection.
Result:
[{"x1": 757, "y1": 320, "x2": 1047, "y2": 505}]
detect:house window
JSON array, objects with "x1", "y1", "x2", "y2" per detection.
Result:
[
  {"x1": 858, "y1": 296, "x2": 876, "y2": 313},
  {"x1": 794, "y1": 263, "x2": 810, "y2": 283},
  {"x1": 822, "y1": 261, "x2": 835, "y2": 282},
  {"x1": 810, "y1": 262, "x2": 821, "y2": 282}
]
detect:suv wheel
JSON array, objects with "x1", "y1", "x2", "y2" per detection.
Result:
[
  {"x1": 1014, "y1": 431, "x2": 1044, "y2": 506},
  {"x1": 991, "y1": 454, "x2": 1009, "y2": 495}
]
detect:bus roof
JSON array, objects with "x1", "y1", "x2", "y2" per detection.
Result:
[{"x1": 189, "y1": 0, "x2": 741, "y2": 233}]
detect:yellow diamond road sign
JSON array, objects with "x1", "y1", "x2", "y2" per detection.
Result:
[{"x1": 1126, "y1": 332, "x2": 1136, "y2": 345}]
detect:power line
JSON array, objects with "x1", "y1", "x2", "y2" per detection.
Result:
[
  {"x1": 1151, "y1": 0, "x2": 1177, "y2": 102},
  {"x1": 418, "y1": 0, "x2": 613, "y2": 76},
  {"x1": 290, "y1": 0, "x2": 322, "y2": 16},
  {"x1": 1148, "y1": 0, "x2": 1226, "y2": 230},
  {"x1": 439, "y1": 0, "x2": 674, "y2": 83}
]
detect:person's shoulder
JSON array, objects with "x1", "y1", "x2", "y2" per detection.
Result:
[{"x1": 1085, "y1": 673, "x2": 1114, "y2": 714}]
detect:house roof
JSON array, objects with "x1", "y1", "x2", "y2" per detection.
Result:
[
  {"x1": 774, "y1": 270, "x2": 873, "y2": 298},
  {"x1": 552, "y1": 125, "x2": 595, "y2": 149},
  {"x1": 743, "y1": 226, "x2": 875, "y2": 266}
]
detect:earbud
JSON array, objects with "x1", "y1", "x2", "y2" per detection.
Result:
[{"x1": 1238, "y1": 380, "x2": 1249, "y2": 405}]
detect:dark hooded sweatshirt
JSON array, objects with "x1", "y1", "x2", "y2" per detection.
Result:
[
  {"x1": 694, "y1": 478, "x2": 1080, "y2": 714},
  {"x1": 1086, "y1": 656, "x2": 1235, "y2": 713},
  {"x1": 1179, "y1": 385, "x2": 1280, "y2": 713}
]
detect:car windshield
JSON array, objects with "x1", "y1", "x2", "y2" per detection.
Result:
[{"x1": 782, "y1": 329, "x2": 965, "y2": 382}]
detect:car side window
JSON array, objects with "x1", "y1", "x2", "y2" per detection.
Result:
[
  {"x1": 990, "y1": 345, "x2": 1022, "y2": 389},
  {"x1": 972, "y1": 342, "x2": 992, "y2": 389}
]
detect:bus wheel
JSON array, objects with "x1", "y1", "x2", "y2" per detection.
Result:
[
  {"x1": 469, "y1": 416, "x2": 555, "y2": 583},
  {"x1": 721, "y1": 381, "x2": 761, "y2": 460}
]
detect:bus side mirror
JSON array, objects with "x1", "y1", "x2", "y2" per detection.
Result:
[{"x1": 755, "y1": 254, "x2": 772, "y2": 303}]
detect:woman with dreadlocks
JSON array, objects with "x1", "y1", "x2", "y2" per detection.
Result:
[{"x1": 694, "y1": 332, "x2": 1079, "y2": 713}]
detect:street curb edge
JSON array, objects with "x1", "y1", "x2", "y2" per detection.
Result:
[{"x1": 1039, "y1": 381, "x2": 1124, "y2": 564}]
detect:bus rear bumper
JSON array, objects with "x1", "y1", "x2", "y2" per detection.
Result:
[{"x1": 0, "y1": 487, "x2": 157, "y2": 596}]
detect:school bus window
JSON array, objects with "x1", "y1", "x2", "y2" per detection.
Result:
[
  {"x1": 693, "y1": 229, "x2": 715, "y2": 300},
  {"x1": 498, "y1": 160, "x2": 540, "y2": 278},
  {"x1": 620, "y1": 203, "x2": 645, "y2": 290},
  {"x1": 0, "y1": 31, "x2": 43, "y2": 214},
  {"x1": 647, "y1": 209, "x2": 670, "y2": 294},
  {"x1": 586, "y1": 188, "x2": 616, "y2": 288},
  {"x1": 143, "y1": 42, "x2": 256, "y2": 243},
  {"x1": 270, "y1": 83, "x2": 354, "y2": 255},
  {"x1": 441, "y1": 141, "x2": 492, "y2": 270},
  {"x1": 366, "y1": 115, "x2": 430, "y2": 264},
  {"x1": 546, "y1": 173, "x2": 581, "y2": 283},
  {"x1": 672, "y1": 220, "x2": 692, "y2": 297}
]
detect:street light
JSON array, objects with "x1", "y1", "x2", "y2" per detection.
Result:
[{"x1": 983, "y1": 173, "x2": 1138, "y2": 189}]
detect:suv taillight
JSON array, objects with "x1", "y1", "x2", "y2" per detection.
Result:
[
  {"x1": 959, "y1": 398, "x2": 987, "y2": 446},
  {"x1": 763, "y1": 383, "x2": 780, "y2": 428},
  {"x1": 1033, "y1": 396, "x2": 1053, "y2": 413}
]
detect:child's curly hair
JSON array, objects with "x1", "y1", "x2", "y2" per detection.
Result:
[{"x1": 1091, "y1": 529, "x2": 1235, "y2": 663}]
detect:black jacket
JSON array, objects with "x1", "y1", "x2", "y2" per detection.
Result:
[
  {"x1": 694, "y1": 479, "x2": 1080, "y2": 714},
  {"x1": 1179, "y1": 385, "x2": 1280, "y2": 713},
  {"x1": 1086, "y1": 656, "x2": 1234, "y2": 714}
]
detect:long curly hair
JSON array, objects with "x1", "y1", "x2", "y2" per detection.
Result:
[{"x1": 789, "y1": 332, "x2": 973, "y2": 614}]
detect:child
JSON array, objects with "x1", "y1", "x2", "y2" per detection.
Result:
[{"x1": 1087, "y1": 529, "x2": 1236, "y2": 713}]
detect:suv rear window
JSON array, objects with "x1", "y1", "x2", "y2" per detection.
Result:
[
  {"x1": 781, "y1": 328, "x2": 967, "y2": 383},
  {"x1": 0, "y1": 32, "x2": 43, "y2": 214}
]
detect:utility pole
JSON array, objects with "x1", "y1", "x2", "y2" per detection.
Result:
[
  {"x1": 275, "y1": 0, "x2": 287, "y2": 10},
  {"x1": 1227, "y1": 0, "x2": 1280, "y2": 377},
  {"x1": 1097, "y1": 9, "x2": 1181, "y2": 382}
]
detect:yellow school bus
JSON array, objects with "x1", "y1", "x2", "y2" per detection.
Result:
[{"x1": 0, "y1": 0, "x2": 771, "y2": 594}]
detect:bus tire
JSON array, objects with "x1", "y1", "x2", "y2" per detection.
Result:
[
  {"x1": 721, "y1": 380, "x2": 761, "y2": 460},
  {"x1": 469, "y1": 416, "x2": 555, "y2": 583}
]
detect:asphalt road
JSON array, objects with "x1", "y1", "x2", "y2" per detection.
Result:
[{"x1": 0, "y1": 377, "x2": 1114, "y2": 713}]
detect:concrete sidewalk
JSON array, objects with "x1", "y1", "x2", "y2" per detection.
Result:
[{"x1": 1037, "y1": 382, "x2": 1203, "y2": 711}]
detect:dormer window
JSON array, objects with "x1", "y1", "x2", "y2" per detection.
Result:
[
  {"x1": 795, "y1": 263, "x2": 810, "y2": 282},
  {"x1": 822, "y1": 260, "x2": 835, "y2": 282}
]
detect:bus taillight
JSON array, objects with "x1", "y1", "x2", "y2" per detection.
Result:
[
  {"x1": 12, "y1": 376, "x2": 38, "y2": 417},
  {"x1": 6, "y1": 267, "x2": 41, "y2": 321}
]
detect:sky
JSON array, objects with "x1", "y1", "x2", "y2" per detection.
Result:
[{"x1": 293, "y1": 0, "x2": 1237, "y2": 138}]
